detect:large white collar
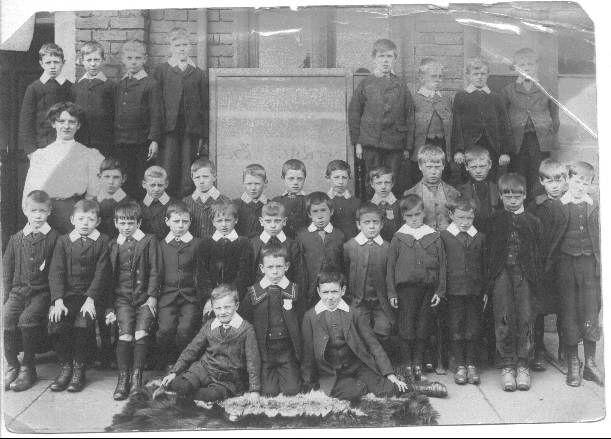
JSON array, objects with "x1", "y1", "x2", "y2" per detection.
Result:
[
  {"x1": 315, "y1": 299, "x2": 350, "y2": 315},
  {"x1": 212, "y1": 230, "x2": 239, "y2": 242},
  {"x1": 98, "y1": 188, "x2": 128, "y2": 203},
  {"x1": 260, "y1": 276, "x2": 290, "y2": 290},
  {"x1": 354, "y1": 232, "x2": 384, "y2": 246},
  {"x1": 560, "y1": 192, "x2": 594, "y2": 206},
  {"x1": 308, "y1": 223, "x2": 333, "y2": 233},
  {"x1": 417, "y1": 87, "x2": 442, "y2": 99},
  {"x1": 327, "y1": 189, "x2": 351, "y2": 199},
  {"x1": 241, "y1": 192, "x2": 268, "y2": 204},
  {"x1": 23, "y1": 223, "x2": 51, "y2": 236},
  {"x1": 168, "y1": 57, "x2": 197, "y2": 69},
  {"x1": 211, "y1": 313, "x2": 243, "y2": 330},
  {"x1": 509, "y1": 206, "x2": 525, "y2": 215},
  {"x1": 192, "y1": 187, "x2": 220, "y2": 203},
  {"x1": 465, "y1": 84, "x2": 491, "y2": 94},
  {"x1": 397, "y1": 224, "x2": 436, "y2": 240},
  {"x1": 282, "y1": 190, "x2": 306, "y2": 197},
  {"x1": 371, "y1": 193, "x2": 397, "y2": 206},
  {"x1": 122, "y1": 69, "x2": 148, "y2": 80},
  {"x1": 69, "y1": 229, "x2": 100, "y2": 242},
  {"x1": 447, "y1": 223, "x2": 478, "y2": 237},
  {"x1": 143, "y1": 193, "x2": 170, "y2": 207},
  {"x1": 117, "y1": 228, "x2": 145, "y2": 245},
  {"x1": 260, "y1": 230, "x2": 287, "y2": 243},
  {"x1": 79, "y1": 71, "x2": 107, "y2": 82},
  {"x1": 40, "y1": 72, "x2": 68, "y2": 85},
  {"x1": 165, "y1": 231, "x2": 194, "y2": 244}
]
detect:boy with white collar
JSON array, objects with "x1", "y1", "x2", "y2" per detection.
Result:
[
  {"x1": 3, "y1": 191, "x2": 59, "y2": 392},
  {"x1": 154, "y1": 27, "x2": 209, "y2": 197},
  {"x1": 387, "y1": 194, "x2": 446, "y2": 381},
  {"x1": 440, "y1": 198, "x2": 486, "y2": 386},
  {"x1": 301, "y1": 270, "x2": 408, "y2": 401},
  {"x1": 368, "y1": 166, "x2": 401, "y2": 242},
  {"x1": 140, "y1": 166, "x2": 175, "y2": 241},
  {"x1": 273, "y1": 159, "x2": 309, "y2": 239},
  {"x1": 326, "y1": 159, "x2": 361, "y2": 241},
  {"x1": 156, "y1": 201, "x2": 203, "y2": 373},
  {"x1": 234, "y1": 164, "x2": 269, "y2": 238},
  {"x1": 48, "y1": 199, "x2": 111, "y2": 392},
  {"x1": 183, "y1": 158, "x2": 224, "y2": 238},
  {"x1": 104, "y1": 200, "x2": 160, "y2": 400}
]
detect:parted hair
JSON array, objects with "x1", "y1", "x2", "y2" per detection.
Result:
[
  {"x1": 539, "y1": 158, "x2": 568, "y2": 180},
  {"x1": 39, "y1": 43, "x2": 64, "y2": 62},
  {"x1": 211, "y1": 198, "x2": 238, "y2": 219},
  {"x1": 399, "y1": 194, "x2": 424, "y2": 214},
  {"x1": 243, "y1": 163, "x2": 267, "y2": 182},
  {"x1": 356, "y1": 202, "x2": 384, "y2": 222},
  {"x1": 464, "y1": 146, "x2": 491, "y2": 164},
  {"x1": 72, "y1": 199, "x2": 100, "y2": 218},
  {"x1": 260, "y1": 242, "x2": 288, "y2": 263},
  {"x1": 281, "y1": 159, "x2": 307, "y2": 179},
  {"x1": 316, "y1": 269, "x2": 346, "y2": 288},
  {"x1": 99, "y1": 157, "x2": 126, "y2": 176},
  {"x1": 447, "y1": 197, "x2": 477, "y2": 214},
  {"x1": 325, "y1": 159, "x2": 351, "y2": 178},
  {"x1": 306, "y1": 191, "x2": 332, "y2": 213},
  {"x1": 191, "y1": 157, "x2": 216, "y2": 176},
  {"x1": 371, "y1": 39, "x2": 398, "y2": 58},
  {"x1": 144, "y1": 166, "x2": 168, "y2": 182},
  {"x1": 369, "y1": 165, "x2": 394, "y2": 183},
  {"x1": 24, "y1": 190, "x2": 51, "y2": 207},
  {"x1": 498, "y1": 173, "x2": 526, "y2": 194},
  {"x1": 79, "y1": 40, "x2": 105, "y2": 59},
  {"x1": 261, "y1": 201, "x2": 286, "y2": 217},
  {"x1": 165, "y1": 200, "x2": 191, "y2": 220},
  {"x1": 46, "y1": 101, "x2": 84, "y2": 124},
  {"x1": 211, "y1": 284, "x2": 239, "y2": 304},
  {"x1": 114, "y1": 200, "x2": 143, "y2": 221},
  {"x1": 417, "y1": 144, "x2": 445, "y2": 164}
]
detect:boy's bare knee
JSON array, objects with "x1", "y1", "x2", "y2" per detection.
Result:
[
  {"x1": 119, "y1": 334, "x2": 134, "y2": 342},
  {"x1": 134, "y1": 330, "x2": 148, "y2": 340}
]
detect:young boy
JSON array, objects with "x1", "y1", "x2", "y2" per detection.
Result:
[
  {"x1": 440, "y1": 198, "x2": 486, "y2": 385},
  {"x1": 296, "y1": 192, "x2": 345, "y2": 309},
  {"x1": 199, "y1": 199, "x2": 254, "y2": 309},
  {"x1": 452, "y1": 57, "x2": 513, "y2": 181},
  {"x1": 113, "y1": 40, "x2": 162, "y2": 199},
  {"x1": 301, "y1": 270, "x2": 408, "y2": 401},
  {"x1": 160, "y1": 284, "x2": 261, "y2": 403},
  {"x1": 19, "y1": 43, "x2": 73, "y2": 154},
  {"x1": 485, "y1": 173, "x2": 543, "y2": 392},
  {"x1": 104, "y1": 201, "x2": 160, "y2": 399},
  {"x1": 241, "y1": 244, "x2": 302, "y2": 397},
  {"x1": 404, "y1": 145, "x2": 461, "y2": 232},
  {"x1": 3, "y1": 191, "x2": 59, "y2": 392},
  {"x1": 272, "y1": 159, "x2": 309, "y2": 239},
  {"x1": 348, "y1": 39, "x2": 414, "y2": 197},
  {"x1": 48, "y1": 200, "x2": 111, "y2": 392},
  {"x1": 72, "y1": 40, "x2": 116, "y2": 157},
  {"x1": 234, "y1": 164, "x2": 269, "y2": 239},
  {"x1": 156, "y1": 201, "x2": 202, "y2": 371},
  {"x1": 502, "y1": 48, "x2": 559, "y2": 201},
  {"x1": 140, "y1": 166, "x2": 174, "y2": 242},
  {"x1": 546, "y1": 162, "x2": 601, "y2": 387},
  {"x1": 343, "y1": 203, "x2": 394, "y2": 352},
  {"x1": 182, "y1": 158, "x2": 223, "y2": 238},
  {"x1": 326, "y1": 160, "x2": 361, "y2": 241},
  {"x1": 387, "y1": 194, "x2": 446, "y2": 381},
  {"x1": 154, "y1": 27, "x2": 209, "y2": 197},
  {"x1": 368, "y1": 166, "x2": 401, "y2": 242}
]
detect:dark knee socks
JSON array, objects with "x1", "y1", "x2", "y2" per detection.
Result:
[
  {"x1": 133, "y1": 337, "x2": 149, "y2": 370},
  {"x1": 451, "y1": 340, "x2": 465, "y2": 366},
  {"x1": 21, "y1": 327, "x2": 41, "y2": 367},
  {"x1": 4, "y1": 330, "x2": 20, "y2": 367},
  {"x1": 465, "y1": 340, "x2": 478, "y2": 365},
  {"x1": 53, "y1": 331, "x2": 73, "y2": 364},
  {"x1": 414, "y1": 339, "x2": 427, "y2": 365},
  {"x1": 535, "y1": 314, "x2": 545, "y2": 352},
  {"x1": 400, "y1": 339, "x2": 413, "y2": 364},
  {"x1": 73, "y1": 328, "x2": 90, "y2": 364},
  {"x1": 116, "y1": 340, "x2": 134, "y2": 372}
]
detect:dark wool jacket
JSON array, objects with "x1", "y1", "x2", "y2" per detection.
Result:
[
  {"x1": 72, "y1": 78, "x2": 116, "y2": 148},
  {"x1": 329, "y1": 195, "x2": 361, "y2": 242},
  {"x1": 107, "y1": 234, "x2": 161, "y2": 309},
  {"x1": 249, "y1": 235, "x2": 304, "y2": 287},
  {"x1": 348, "y1": 74, "x2": 415, "y2": 151},
  {"x1": 234, "y1": 199, "x2": 265, "y2": 239},
  {"x1": 370, "y1": 198, "x2": 401, "y2": 243},
  {"x1": 49, "y1": 232, "x2": 111, "y2": 302},
  {"x1": 241, "y1": 281, "x2": 302, "y2": 362},
  {"x1": 153, "y1": 62, "x2": 208, "y2": 138},
  {"x1": 458, "y1": 179, "x2": 500, "y2": 234},
  {"x1": 272, "y1": 194, "x2": 309, "y2": 239},
  {"x1": 95, "y1": 194, "x2": 133, "y2": 239},
  {"x1": 412, "y1": 91, "x2": 453, "y2": 160},
  {"x1": 440, "y1": 229, "x2": 486, "y2": 297},
  {"x1": 114, "y1": 75, "x2": 162, "y2": 145},
  {"x1": 3, "y1": 228, "x2": 59, "y2": 302},
  {"x1": 158, "y1": 237, "x2": 203, "y2": 307},
  {"x1": 301, "y1": 306, "x2": 394, "y2": 395},
  {"x1": 170, "y1": 317, "x2": 261, "y2": 395},
  {"x1": 18, "y1": 79, "x2": 73, "y2": 153},
  {"x1": 140, "y1": 197, "x2": 176, "y2": 242},
  {"x1": 451, "y1": 89, "x2": 514, "y2": 156}
]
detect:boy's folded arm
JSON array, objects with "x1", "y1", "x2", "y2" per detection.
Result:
[{"x1": 170, "y1": 326, "x2": 209, "y2": 374}]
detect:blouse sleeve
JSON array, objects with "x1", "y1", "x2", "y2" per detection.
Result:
[
  {"x1": 85, "y1": 147, "x2": 105, "y2": 198},
  {"x1": 22, "y1": 151, "x2": 41, "y2": 210}
]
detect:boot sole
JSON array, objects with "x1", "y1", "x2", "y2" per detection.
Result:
[{"x1": 583, "y1": 371, "x2": 604, "y2": 386}]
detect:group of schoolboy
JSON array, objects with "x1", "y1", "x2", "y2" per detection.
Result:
[{"x1": 3, "y1": 33, "x2": 601, "y2": 404}]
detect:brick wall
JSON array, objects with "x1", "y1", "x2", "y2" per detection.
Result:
[
  {"x1": 148, "y1": 8, "x2": 198, "y2": 67},
  {"x1": 207, "y1": 8, "x2": 234, "y2": 68}
]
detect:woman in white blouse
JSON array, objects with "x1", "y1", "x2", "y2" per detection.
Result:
[{"x1": 22, "y1": 102, "x2": 104, "y2": 234}]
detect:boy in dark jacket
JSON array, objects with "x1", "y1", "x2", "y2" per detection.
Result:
[
  {"x1": 48, "y1": 199, "x2": 111, "y2": 392},
  {"x1": 104, "y1": 201, "x2": 160, "y2": 400},
  {"x1": 368, "y1": 166, "x2": 400, "y2": 242},
  {"x1": 301, "y1": 270, "x2": 408, "y2": 401},
  {"x1": 241, "y1": 244, "x2": 301, "y2": 396},
  {"x1": 140, "y1": 166, "x2": 174, "y2": 241},
  {"x1": 3, "y1": 191, "x2": 58, "y2": 392},
  {"x1": 440, "y1": 198, "x2": 486, "y2": 385},
  {"x1": 234, "y1": 164, "x2": 269, "y2": 239},
  {"x1": 273, "y1": 159, "x2": 309, "y2": 239},
  {"x1": 183, "y1": 158, "x2": 224, "y2": 239},
  {"x1": 154, "y1": 27, "x2": 209, "y2": 197},
  {"x1": 486, "y1": 173, "x2": 542, "y2": 392},
  {"x1": 161, "y1": 284, "x2": 261, "y2": 403},
  {"x1": 326, "y1": 160, "x2": 361, "y2": 241}
]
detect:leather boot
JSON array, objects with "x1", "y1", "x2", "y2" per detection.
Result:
[
  {"x1": 4, "y1": 365, "x2": 19, "y2": 390},
  {"x1": 67, "y1": 362, "x2": 86, "y2": 392},
  {"x1": 50, "y1": 362, "x2": 73, "y2": 392},
  {"x1": 566, "y1": 347, "x2": 581, "y2": 387},
  {"x1": 10, "y1": 366, "x2": 37, "y2": 392},
  {"x1": 516, "y1": 366, "x2": 531, "y2": 391},
  {"x1": 129, "y1": 369, "x2": 143, "y2": 394},
  {"x1": 467, "y1": 365, "x2": 480, "y2": 385},
  {"x1": 532, "y1": 350, "x2": 547, "y2": 372},
  {"x1": 454, "y1": 366, "x2": 468, "y2": 385},
  {"x1": 501, "y1": 367, "x2": 516, "y2": 392},
  {"x1": 113, "y1": 371, "x2": 131, "y2": 401},
  {"x1": 408, "y1": 380, "x2": 448, "y2": 398},
  {"x1": 583, "y1": 341, "x2": 604, "y2": 386}
]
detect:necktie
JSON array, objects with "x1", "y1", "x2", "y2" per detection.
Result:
[
  {"x1": 318, "y1": 230, "x2": 326, "y2": 242},
  {"x1": 220, "y1": 325, "x2": 230, "y2": 338},
  {"x1": 458, "y1": 232, "x2": 470, "y2": 247}
]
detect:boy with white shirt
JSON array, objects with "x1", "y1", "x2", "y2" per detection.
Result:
[
  {"x1": 140, "y1": 166, "x2": 175, "y2": 241},
  {"x1": 105, "y1": 200, "x2": 160, "y2": 400},
  {"x1": 368, "y1": 166, "x2": 400, "y2": 242},
  {"x1": 3, "y1": 191, "x2": 59, "y2": 392},
  {"x1": 234, "y1": 164, "x2": 269, "y2": 238},
  {"x1": 326, "y1": 160, "x2": 361, "y2": 241},
  {"x1": 183, "y1": 158, "x2": 224, "y2": 238}
]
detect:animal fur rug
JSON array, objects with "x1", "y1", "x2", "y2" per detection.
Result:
[{"x1": 107, "y1": 378, "x2": 444, "y2": 431}]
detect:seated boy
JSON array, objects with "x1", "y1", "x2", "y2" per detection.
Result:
[
  {"x1": 160, "y1": 284, "x2": 261, "y2": 403},
  {"x1": 3, "y1": 190, "x2": 59, "y2": 392},
  {"x1": 234, "y1": 163, "x2": 269, "y2": 238},
  {"x1": 105, "y1": 200, "x2": 160, "y2": 400},
  {"x1": 368, "y1": 166, "x2": 401, "y2": 242},
  {"x1": 326, "y1": 160, "x2": 361, "y2": 241},
  {"x1": 48, "y1": 199, "x2": 111, "y2": 392},
  {"x1": 301, "y1": 270, "x2": 408, "y2": 401},
  {"x1": 273, "y1": 159, "x2": 309, "y2": 239},
  {"x1": 241, "y1": 244, "x2": 302, "y2": 396},
  {"x1": 140, "y1": 166, "x2": 175, "y2": 241},
  {"x1": 183, "y1": 158, "x2": 223, "y2": 238}
]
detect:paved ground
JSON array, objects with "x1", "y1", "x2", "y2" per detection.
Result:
[{"x1": 2, "y1": 334, "x2": 605, "y2": 433}]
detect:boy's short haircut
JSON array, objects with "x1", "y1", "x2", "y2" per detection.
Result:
[
  {"x1": 121, "y1": 40, "x2": 147, "y2": 56},
  {"x1": 281, "y1": 159, "x2": 307, "y2": 179},
  {"x1": 260, "y1": 242, "x2": 288, "y2": 264},
  {"x1": 261, "y1": 201, "x2": 286, "y2": 218},
  {"x1": 306, "y1": 191, "x2": 332, "y2": 213},
  {"x1": 99, "y1": 157, "x2": 125, "y2": 176},
  {"x1": 465, "y1": 57, "x2": 490, "y2": 74},
  {"x1": 191, "y1": 157, "x2": 216, "y2": 176},
  {"x1": 513, "y1": 47, "x2": 538, "y2": 64},
  {"x1": 243, "y1": 163, "x2": 267, "y2": 183},
  {"x1": 539, "y1": 158, "x2": 568, "y2": 180},
  {"x1": 568, "y1": 161, "x2": 596, "y2": 181},
  {"x1": 464, "y1": 146, "x2": 492, "y2": 165},
  {"x1": 211, "y1": 198, "x2": 238, "y2": 219},
  {"x1": 79, "y1": 41, "x2": 105, "y2": 59},
  {"x1": 46, "y1": 101, "x2": 85, "y2": 124},
  {"x1": 24, "y1": 190, "x2": 51, "y2": 207},
  {"x1": 143, "y1": 165, "x2": 168, "y2": 182},
  {"x1": 168, "y1": 27, "x2": 189, "y2": 42},
  {"x1": 417, "y1": 144, "x2": 445, "y2": 164},
  {"x1": 399, "y1": 194, "x2": 424, "y2": 214},
  {"x1": 39, "y1": 43, "x2": 65, "y2": 62},
  {"x1": 114, "y1": 200, "x2": 143, "y2": 221},
  {"x1": 316, "y1": 269, "x2": 346, "y2": 288},
  {"x1": 325, "y1": 159, "x2": 351, "y2": 178},
  {"x1": 72, "y1": 199, "x2": 100, "y2": 218},
  {"x1": 498, "y1": 173, "x2": 526, "y2": 194},
  {"x1": 418, "y1": 57, "x2": 442, "y2": 77},
  {"x1": 211, "y1": 284, "x2": 239, "y2": 305},
  {"x1": 165, "y1": 200, "x2": 191, "y2": 220},
  {"x1": 356, "y1": 202, "x2": 384, "y2": 222},
  {"x1": 447, "y1": 197, "x2": 477, "y2": 215},
  {"x1": 369, "y1": 165, "x2": 394, "y2": 183},
  {"x1": 371, "y1": 39, "x2": 398, "y2": 58}
]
